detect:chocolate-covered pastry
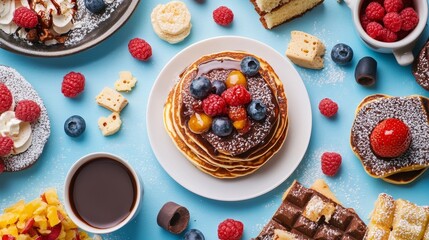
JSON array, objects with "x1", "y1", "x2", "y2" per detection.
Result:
[
  {"x1": 413, "y1": 40, "x2": 429, "y2": 90},
  {"x1": 157, "y1": 202, "x2": 190, "y2": 234}
]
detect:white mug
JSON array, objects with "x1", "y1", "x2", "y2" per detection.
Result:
[
  {"x1": 344, "y1": 0, "x2": 428, "y2": 66},
  {"x1": 64, "y1": 152, "x2": 143, "y2": 234}
]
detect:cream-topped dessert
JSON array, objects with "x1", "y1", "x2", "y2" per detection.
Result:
[
  {"x1": 0, "y1": 0, "x2": 77, "y2": 45},
  {"x1": 0, "y1": 111, "x2": 33, "y2": 154},
  {"x1": 0, "y1": 66, "x2": 50, "y2": 172}
]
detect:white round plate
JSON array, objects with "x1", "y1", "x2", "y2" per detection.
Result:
[{"x1": 147, "y1": 36, "x2": 312, "y2": 201}]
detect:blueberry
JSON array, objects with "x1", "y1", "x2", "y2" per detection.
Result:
[
  {"x1": 184, "y1": 229, "x2": 205, "y2": 240},
  {"x1": 64, "y1": 115, "x2": 86, "y2": 137},
  {"x1": 84, "y1": 0, "x2": 106, "y2": 14},
  {"x1": 212, "y1": 117, "x2": 233, "y2": 137},
  {"x1": 240, "y1": 56, "x2": 260, "y2": 76},
  {"x1": 190, "y1": 77, "x2": 212, "y2": 100},
  {"x1": 211, "y1": 80, "x2": 226, "y2": 95},
  {"x1": 247, "y1": 100, "x2": 267, "y2": 121},
  {"x1": 331, "y1": 43, "x2": 354, "y2": 65}
]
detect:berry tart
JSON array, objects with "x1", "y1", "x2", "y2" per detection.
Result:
[
  {"x1": 350, "y1": 94, "x2": 429, "y2": 184},
  {"x1": 163, "y1": 51, "x2": 288, "y2": 179},
  {"x1": 0, "y1": 66, "x2": 50, "y2": 172}
]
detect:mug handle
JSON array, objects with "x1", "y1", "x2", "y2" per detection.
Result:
[{"x1": 393, "y1": 48, "x2": 414, "y2": 66}]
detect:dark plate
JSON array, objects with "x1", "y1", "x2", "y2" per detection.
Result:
[{"x1": 0, "y1": 0, "x2": 140, "y2": 57}]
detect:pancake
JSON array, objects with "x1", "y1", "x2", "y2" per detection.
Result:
[
  {"x1": 382, "y1": 168, "x2": 428, "y2": 184},
  {"x1": 350, "y1": 94, "x2": 429, "y2": 183},
  {"x1": 163, "y1": 51, "x2": 288, "y2": 178}
]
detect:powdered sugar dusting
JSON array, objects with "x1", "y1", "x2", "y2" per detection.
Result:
[
  {"x1": 351, "y1": 96, "x2": 429, "y2": 176},
  {"x1": 366, "y1": 193, "x2": 429, "y2": 239},
  {"x1": 0, "y1": 66, "x2": 50, "y2": 172},
  {"x1": 65, "y1": 0, "x2": 124, "y2": 46},
  {"x1": 297, "y1": 22, "x2": 346, "y2": 86},
  {"x1": 291, "y1": 148, "x2": 363, "y2": 213}
]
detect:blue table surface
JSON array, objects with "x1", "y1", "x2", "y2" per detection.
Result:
[{"x1": 1, "y1": 0, "x2": 429, "y2": 239}]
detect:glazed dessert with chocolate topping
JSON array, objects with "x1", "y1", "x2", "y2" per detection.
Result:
[
  {"x1": 350, "y1": 94, "x2": 429, "y2": 184},
  {"x1": 413, "y1": 40, "x2": 429, "y2": 91},
  {"x1": 163, "y1": 51, "x2": 288, "y2": 179}
]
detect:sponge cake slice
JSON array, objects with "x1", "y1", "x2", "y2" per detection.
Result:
[{"x1": 250, "y1": 0, "x2": 324, "y2": 29}]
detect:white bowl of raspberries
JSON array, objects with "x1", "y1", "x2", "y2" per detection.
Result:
[{"x1": 345, "y1": 0, "x2": 428, "y2": 66}]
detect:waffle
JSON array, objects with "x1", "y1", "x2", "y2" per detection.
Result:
[
  {"x1": 163, "y1": 51, "x2": 288, "y2": 178},
  {"x1": 350, "y1": 94, "x2": 429, "y2": 183},
  {"x1": 365, "y1": 193, "x2": 429, "y2": 240},
  {"x1": 255, "y1": 180, "x2": 367, "y2": 240}
]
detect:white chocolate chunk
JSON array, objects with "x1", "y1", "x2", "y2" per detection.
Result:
[
  {"x1": 302, "y1": 195, "x2": 336, "y2": 223},
  {"x1": 114, "y1": 71, "x2": 137, "y2": 92},
  {"x1": 98, "y1": 112, "x2": 122, "y2": 136},
  {"x1": 285, "y1": 31, "x2": 325, "y2": 69},
  {"x1": 95, "y1": 87, "x2": 128, "y2": 112}
]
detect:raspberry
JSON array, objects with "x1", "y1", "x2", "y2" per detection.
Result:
[
  {"x1": 370, "y1": 118, "x2": 411, "y2": 158},
  {"x1": 318, "y1": 98, "x2": 338, "y2": 118},
  {"x1": 400, "y1": 7, "x2": 419, "y2": 31},
  {"x1": 13, "y1": 7, "x2": 38, "y2": 28},
  {"x1": 15, "y1": 100, "x2": 41, "y2": 122},
  {"x1": 221, "y1": 85, "x2": 251, "y2": 107},
  {"x1": 228, "y1": 106, "x2": 247, "y2": 121},
  {"x1": 379, "y1": 28, "x2": 398, "y2": 42},
  {"x1": 0, "y1": 136, "x2": 14, "y2": 157},
  {"x1": 365, "y1": 22, "x2": 384, "y2": 39},
  {"x1": 61, "y1": 71, "x2": 85, "y2": 98},
  {"x1": 321, "y1": 152, "x2": 342, "y2": 176},
  {"x1": 128, "y1": 38, "x2": 152, "y2": 61},
  {"x1": 202, "y1": 94, "x2": 227, "y2": 117},
  {"x1": 0, "y1": 84, "x2": 13, "y2": 114},
  {"x1": 383, "y1": 12, "x2": 403, "y2": 32},
  {"x1": 365, "y1": 2, "x2": 385, "y2": 21},
  {"x1": 218, "y1": 219, "x2": 244, "y2": 240},
  {"x1": 213, "y1": 6, "x2": 234, "y2": 26},
  {"x1": 360, "y1": 14, "x2": 371, "y2": 29},
  {"x1": 384, "y1": 0, "x2": 404, "y2": 12}
]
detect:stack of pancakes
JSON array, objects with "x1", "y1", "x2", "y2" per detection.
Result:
[
  {"x1": 350, "y1": 94, "x2": 429, "y2": 184},
  {"x1": 163, "y1": 51, "x2": 288, "y2": 178}
]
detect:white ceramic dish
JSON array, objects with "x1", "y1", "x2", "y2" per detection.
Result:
[
  {"x1": 345, "y1": 0, "x2": 428, "y2": 66},
  {"x1": 147, "y1": 36, "x2": 312, "y2": 201},
  {"x1": 64, "y1": 152, "x2": 143, "y2": 234}
]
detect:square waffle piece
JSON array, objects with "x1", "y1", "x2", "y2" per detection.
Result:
[
  {"x1": 365, "y1": 193, "x2": 429, "y2": 240},
  {"x1": 255, "y1": 180, "x2": 367, "y2": 239}
]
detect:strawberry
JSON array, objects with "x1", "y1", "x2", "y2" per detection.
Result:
[
  {"x1": 21, "y1": 218, "x2": 35, "y2": 234},
  {"x1": 2, "y1": 235, "x2": 15, "y2": 240},
  {"x1": 46, "y1": 224, "x2": 62, "y2": 240},
  {"x1": 370, "y1": 118, "x2": 411, "y2": 158}
]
